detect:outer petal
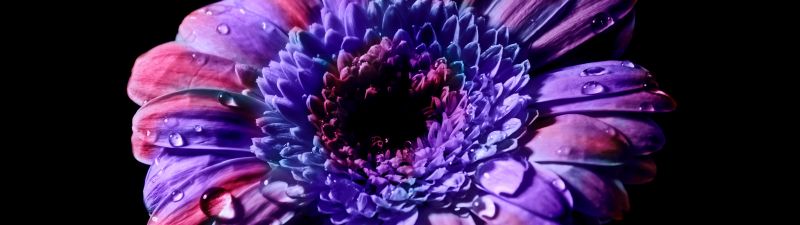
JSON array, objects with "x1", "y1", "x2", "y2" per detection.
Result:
[
  {"x1": 526, "y1": 114, "x2": 629, "y2": 166},
  {"x1": 465, "y1": 0, "x2": 636, "y2": 67},
  {"x1": 128, "y1": 42, "x2": 257, "y2": 105},
  {"x1": 176, "y1": 0, "x2": 321, "y2": 66},
  {"x1": 420, "y1": 209, "x2": 478, "y2": 225},
  {"x1": 475, "y1": 157, "x2": 573, "y2": 220},
  {"x1": 145, "y1": 149, "x2": 296, "y2": 225},
  {"x1": 131, "y1": 89, "x2": 265, "y2": 164},
  {"x1": 540, "y1": 164, "x2": 629, "y2": 220}
]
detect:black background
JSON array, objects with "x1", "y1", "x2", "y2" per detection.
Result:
[{"x1": 49, "y1": 0, "x2": 738, "y2": 224}]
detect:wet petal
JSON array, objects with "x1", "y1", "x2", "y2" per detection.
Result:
[
  {"x1": 176, "y1": 0, "x2": 320, "y2": 65},
  {"x1": 131, "y1": 89, "x2": 264, "y2": 164},
  {"x1": 128, "y1": 42, "x2": 254, "y2": 105},
  {"x1": 594, "y1": 115, "x2": 665, "y2": 155},
  {"x1": 145, "y1": 152, "x2": 294, "y2": 225},
  {"x1": 420, "y1": 209, "x2": 477, "y2": 225},
  {"x1": 526, "y1": 114, "x2": 628, "y2": 166},
  {"x1": 541, "y1": 164, "x2": 629, "y2": 220},
  {"x1": 529, "y1": 61, "x2": 656, "y2": 104},
  {"x1": 536, "y1": 90, "x2": 676, "y2": 116}
]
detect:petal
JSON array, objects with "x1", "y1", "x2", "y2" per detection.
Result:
[
  {"x1": 526, "y1": 114, "x2": 628, "y2": 166},
  {"x1": 131, "y1": 89, "x2": 264, "y2": 164},
  {"x1": 420, "y1": 209, "x2": 477, "y2": 225},
  {"x1": 541, "y1": 164, "x2": 630, "y2": 220},
  {"x1": 594, "y1": 115, "x2": 665, "y2": 155},
  {"x1": 176, "y1": 0, "x2": 320, "y2": 65},
  {"x1": 529, "y1": 61, "x2": 655, "y2": 104},
  {"x1": 128, "y1": 42, "x2": 254, "y2": 105},
  {"x1": 474, "y1": 195, "x2": 562, "y2": 225},
  {"x1": 620, "y1": 156, "x2": 656, "y2": 184},
  {"x1": 465, "y1": 0, "x2": 636, "y2": 67},
  {"x1": 145, "y1": 149, "x2": 294, "y2": 225},
  {"x1": 536, "y1": 90, "x2": 676, "y2": 116},
  {"x1": 476, "y1": 158, "x2": 572, "y2": 219}
]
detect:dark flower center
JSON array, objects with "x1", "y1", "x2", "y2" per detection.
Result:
[{"x1": 308, "y1": 38, "x2": 454, "y2": 178}]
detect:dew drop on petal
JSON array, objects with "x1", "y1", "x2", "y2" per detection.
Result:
[
  {"x1": 471, "y1": 196, "x2": 497, "y2": 219},
  {"x1": 581, "y1": 67, "x2": 607, "y2": 76},
  {"x1": 621, "y1": 61, "x2": 635, "y2": 68},
  {"x1": 591, "y1": 12, "x2": 613, "y2": 32},
  {"x1": 192, "y1": 53, "x2": 208, "y2": 65},
  {"x1": 168, "y1": 132, "x2": 186, "y2": 147},
  {"x1": 216, "y1": 24, "x2": 230, "y2": 35},
  {"x1": 639, "y1": 102, "x2": 655, "y2": 111},
  {"x1": 217, "y1": 92, "x2": 239, "y2": 107},
  {"x1": 581, "y1": 81, "x2": 606, "y2": 95},
  {"x1": 194, "y1": 125, "x2": 204, "y2": 132},
  {"x1": 171, "y1": 190, "x2": 184, "y2": 202},
  {"x1": 552, "y1": 179, "x2": 566, "y2": 191},
  {"x1": 201, "y1": 188, "x2": 239, "y2": 221}
]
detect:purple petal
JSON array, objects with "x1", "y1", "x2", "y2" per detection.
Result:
[
  {"x1": 529, "y1": 61, "x2": 656, "y2": 103},
  {"x1": 541, "y1": 164, "x2": 630, "y2": 220},
  {"x1": 594, "y1": 115, "x2": 665, "y2": 155},
  {"x1": 536, "y1": 90, "x2": 676, "y2": 116}
]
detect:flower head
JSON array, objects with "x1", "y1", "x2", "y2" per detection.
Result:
[{"x1": 128, "y1": 0, "x2": 675, "y2": 224}]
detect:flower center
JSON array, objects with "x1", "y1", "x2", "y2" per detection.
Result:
[{"x1": 309, "y1": 38, "x2": 455, "y2": 179}]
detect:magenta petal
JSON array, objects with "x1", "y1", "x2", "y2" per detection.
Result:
[
  {"x1": 127, "y1": 42, "x2": 253, "y2": 105},
  {"x1": 529, "y1": 61, "x2": 655, "y2": 104},
  {"x1": 620, "y1": 156, "x2": 657, "y2": 184}
]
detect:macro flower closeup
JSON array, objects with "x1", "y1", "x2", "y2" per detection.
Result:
[{"x1": 128, "y1": 0, "x2": 676, "y2": 224}]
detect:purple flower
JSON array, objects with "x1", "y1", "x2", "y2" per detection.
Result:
[{"x1": 128, "y1": 0, "x2": 675, "y2": 224}]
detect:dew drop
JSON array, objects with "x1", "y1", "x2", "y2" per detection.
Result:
[
  {"x1": 591, "y1": 12, "x2": 613, "y2": 32},
  {"x1": 217, "y1": 92, "x2": 239, "y2": 107},
  {"x1": 638, "y1": 102, "x2": 655, "y2": 111},
  {"x1": 552, "y1": 179, "x2": 567, "y2": 191},
  {"x1": 168, "y1": 132, "x2": 186, "y2": 147},
  {"x1": 471, "y1": 196, "x2": 497, "y2": 219},
  {"x1": 200, "y1": 188, "x2": 239, "y2": 222},
  {"x1": 192, "y1": 53, "x2": 208, "y2": 65},
  {"x1": 621, "y1": 61, "x2": 635, "y2": 68},
  {"x1": 171, "y1": 190, "x2": 184, "y2": 202},
  {"x1": 581, "y1": 81, "x2": 607, "y2": 95},
  {"x1": 216, "y1": 24, "x2": 230, "y2": 35},
  {"x1": 581, "y1": 67, "x2": 607, "y2": 76},
  {"x1": 194, "y1": 125, "x2": 204, "y2": 132}
]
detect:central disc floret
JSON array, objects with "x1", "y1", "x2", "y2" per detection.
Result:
[{"x1": 308, "y1": 38, "x2": 455, "y2": 180}]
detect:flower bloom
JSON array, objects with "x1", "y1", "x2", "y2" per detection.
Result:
[{"x1": 128, "y1": 0, "x2": 675, "y2": 224}]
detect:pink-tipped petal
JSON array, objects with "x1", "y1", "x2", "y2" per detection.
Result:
[{"x1": 128, "y1": 42, "x2": 255, "y2": 105}]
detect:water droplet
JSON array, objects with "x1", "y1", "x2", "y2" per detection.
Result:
[
  {"x1": 192, "y1": 53, "x2": 208, "y2": 65},
  {"x1": 216, "y1": 24, "x2": 230, "y2": 35},
  {"x1": 621, "y1": 61, "x2": 635, "y2": 68},
  {"x1": 151, "y1": 216, "x2": 159, "y2": 222},
  {"x1": 581, "y1": 67, "x2": 607, "y2": 76},
  {"x1": 605, "y1": 128, "x2": 616, "y2": 136},
  {"x1": 169, "y1": 132, "x2": 186, "y2": 147},
  {"x1": 638, "y1": 102, "x2": 655, "y2": 111},
  {"x1": 552, "y1": 179, "x2": 566, "y2": 191},
  {"x1": 556, "y1": 147, "x2": 571, "y2": 156},
  {"x1": 201, "y1": 188, "x2": 239, "y2": 222},
  {"x1": 483, "y1": 173, "x2": 491, "y2": 179},
  {"x1": 194, "y1": 125, "x2": 204, "y2": 132},
  {"x1": 471, "y1": 196, "x2": 497, "y2": 219},
  {"x1": 171, "y1": 190, "x2": 184, "y2": 202},
  {"x1": 238, "y1": 8, "x2": 246, "y2": 14},
  {"x1": 591, "y1": 13, "x2": 613, "y2": 32},
  {"x1": 145, "y1": 130, "x2": 152, "y2": 137},
  {"x1": 581, "y1": 81, "x2": 607, "y2": 95},
  {"x1": 217, "y1": 92, "x2": 239, "y2": 107},
  {"x1": 642, "y1": 83, "x2": 649, "y2": 88}
]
